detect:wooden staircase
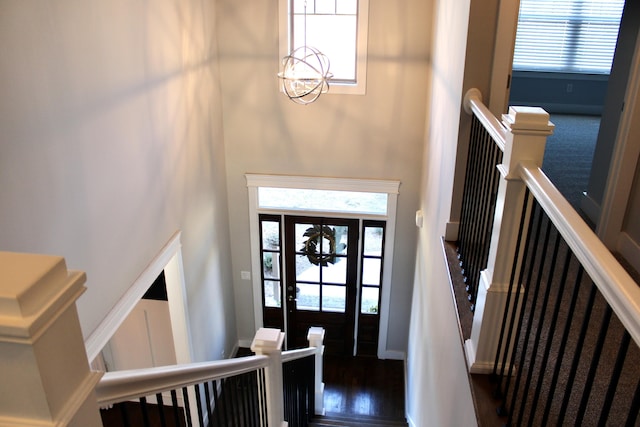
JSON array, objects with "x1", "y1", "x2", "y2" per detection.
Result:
[{"x1": 310, "y1": 412, "x2": 408, "y2": 427}]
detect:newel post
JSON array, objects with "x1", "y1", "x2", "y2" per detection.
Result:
[
  {"x1": 307, "y1": 327, "x2": 325, "y2": 416},
  {"x1": 465, "y1": 107, "x2": 555, "y2": 373},
  {"x1": 0, "y1": 252, "x2": 103, "y2": 426},
  {"x1": 251, "y1": 327, "x2": 287, "y2": 427}
]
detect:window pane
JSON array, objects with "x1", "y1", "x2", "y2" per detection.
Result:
[
  {"x1": 315, "y1": 0, "x2": 335, "y2": 14},
  {"x1": 330, "y1": 225, "x2": 349, "y2": 255},
  {"x1": 322, "y1": 257, "x2": 347, "y2": 284},
  {"x1": 263, "y1": 252, "x2": 280, "y2": 279},
  {"x1": 258, "y1": 187, "x2": 388, "y2": 215},
  {"x1": 322, "y1": 285, "x2": 346, "y2": 312},
  {"x1": 361, "y1": 287, "x2": 379, "y2": 314},
  {"x1": 261, "y1": 221, "x2": 280, "y2": 250},
  {"x1": 362, "y1": 258, "x2": 381, "y2": 286},
  {"x1": 336, "y1": 0, "x2": 357, "y2": 15},
  {"x1": 296, "y1": 283, "x2": 320, "y2": 311},
  {"x1": 295, "y1": 223, "x2": 316, "y2": 250},
  {"x1": 363, "y1": 226, "x2": 383, "y2": 256},
  {"x1": 293, "y1": 0, "x2": 315, "y2": 14},
  {"x1": 264, "y1": 280, "x2": 282, "y2": 308},
  {"x1": 303, "y1": 15, "x2": 357, "y2": 81},
  {"x1": 296, "y1": 254, "x2": 320, "y2": 282}
]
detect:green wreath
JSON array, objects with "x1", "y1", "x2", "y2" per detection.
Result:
[{"x1": 301, "y1": 225, "x2": 336, "y2": 266}]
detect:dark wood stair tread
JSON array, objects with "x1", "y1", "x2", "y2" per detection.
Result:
[{"x1": 310, "y1": 412, "x2": 408, "y2": 427}]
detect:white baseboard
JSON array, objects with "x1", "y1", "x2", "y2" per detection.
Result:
[{"x1": 380, "y1": 350, "x2": 406, "y2": 360}]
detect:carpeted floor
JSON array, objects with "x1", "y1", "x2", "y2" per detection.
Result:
[{"x1": 542, "y1": 114, "x2": 600, "y2": 210}]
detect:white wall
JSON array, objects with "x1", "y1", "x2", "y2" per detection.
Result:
[
  {"x1": 406, "y1": 0, "x2": 477, "y2": 425},
  {"x1": 215, "y1": 0, "x2": 431, "y2": 352},
  {"x1": 0, "y1": 0, "x2": 237, "y2": 362}
]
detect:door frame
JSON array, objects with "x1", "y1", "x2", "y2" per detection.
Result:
[
  {"x1": 246, "y1": 174, "x2": 400, "y2": 359},
  {"x1": 597, "y1": 28, "x2": 640, "y2": 272}
]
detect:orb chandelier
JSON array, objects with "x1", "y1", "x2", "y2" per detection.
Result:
[{"x1": 277, "y1": 1, "x2": 333, "y2": 105}]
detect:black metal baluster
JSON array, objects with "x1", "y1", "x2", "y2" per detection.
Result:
[
  {"x1": 170, "y1": 389, "x2": 182, "y2": 427},
  {"x1": 182, "y1": 387, "x2": 193, "y2": 427},
  {"x1": 221, "y1": 378, "x2": 232, "y2": 427},
  {"x1": 156, "y1": 393, "x2": 167, "y2": 427},
  {"x1": 139, "y1": 396, "x2": 151, "y2": 427},
  {"x1": 204, "y1": 381, "x2": 214, "y2": 426},
  {"x1": 575, "y1": 305, "x2": 613, "y2": 424},
  {"x1": 492, "y1": 188, "x2": 532, "y2": 386},
  {"x1": 557, "y1": 283, "x2": 598, "y2": 425},
  {"x1": 213, "y1": 379, "x2": 223, "y2": 427},
  {"x1": 540, "y1": 262, "x2": 585, "y2": 426},
  {"x1": 505, "y1": 203, "x2": 543, "y2": 425},
  {"x1": 118, "y1": 402, "x2": 131, "y2": 427},
  {"x1": 508, "y1": 212, "x2": 552, "y2": 426},
  {"x1": 261, "y1": 369, "x2": 269, "y2": 425},
  {"x1": 598, "y1": 330, "x2": 631, "y2": 425},
  {"x1": 497, "y1": 201, "x2": 543, "y2": 417},
  {"x1": 624, "y1": 376, "x2": 640, "y2": 426},
  {"x1": 520, "y1": 232, "x2": 562, "y2": 427},
  {"x1": 194, "y1": 384, "x2": 205, "y2": 426}
]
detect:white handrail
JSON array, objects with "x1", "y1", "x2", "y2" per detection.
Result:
[
  {"x1": 519, "y1": 162, "x2": 640, "y2": 347},
  {"x1": 95, "y1": 354, "x2": 269, "y2": 406},
  {"x1": 281, "y1": 346, "x2": 316, "y2": 362},
  {"x1": 463, "y1": 88, "x2": 507, "y2": 152}
]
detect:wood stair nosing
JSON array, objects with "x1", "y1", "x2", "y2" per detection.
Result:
[{"x1": 309, "y1": 413, "x2": 408, "y2": 427}]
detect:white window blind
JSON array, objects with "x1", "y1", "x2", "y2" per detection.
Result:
[{"x1": 513, "y1": 0, "x2": 624, "y2": 74}]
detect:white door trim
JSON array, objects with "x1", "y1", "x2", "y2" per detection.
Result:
[{"x1": 246, "y1": 174, "x2": 400, "y2": 359}]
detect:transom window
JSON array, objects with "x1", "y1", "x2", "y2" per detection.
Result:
[
  {"x1": 280, "y1": 0, "x2": 369, "y2": 94},
  {"x1": 513, "y1": 0, "x2": 624, "y2": 74},
  {"x1": 258, "y1": 187, "x2": 388, "y2": 215}
]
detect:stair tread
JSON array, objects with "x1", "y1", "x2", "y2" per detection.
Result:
[{"x1": 310, "y1": 412, "x2": 408, "y2": 427}]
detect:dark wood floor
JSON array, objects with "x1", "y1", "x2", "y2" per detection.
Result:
[{"x1": 323, "y1": 355, "x2": 405, "y2": 420}]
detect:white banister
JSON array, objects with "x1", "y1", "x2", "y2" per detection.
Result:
[
  {"x1": 251, "y1": 327, "x2": 288, "y2": 427},
  {"x1": 463, "y1": 88, "x2": 508, "y2": 151},
  {"x1": 281, "y1": 346, "x2": 316, "y2": 362},
  {"x1": 463, "y1": 96, "x2": 555, "y2": 373},
  {"x1": 519, "y1": 162, "x2": 640, "y2": 347},
  {"x1": 307, "y1": 327, "x2": 326, "y2": 416},
  {"x1": 0, "y1": 252, "x2": 103, "y2": 426},
  {"x1": 95, "y1": 355, "x2": 269, "y2": 406}
]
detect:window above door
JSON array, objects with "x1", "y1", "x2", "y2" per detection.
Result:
[{"x1": 279, "y1": 0, "x2": 370, "y2": 94}]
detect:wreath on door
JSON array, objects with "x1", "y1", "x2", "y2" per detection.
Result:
[{"x1": 300, "y1": 225, "x2": 337, "y2": 266}]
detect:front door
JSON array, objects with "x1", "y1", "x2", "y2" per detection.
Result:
[{"x1": 284, "y1": 216, "x2": 359, "y2": 356}]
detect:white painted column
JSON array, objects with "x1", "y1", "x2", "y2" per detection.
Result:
[
  {"x1": 251, "y1": 327, "x2": 288, "y2": 427},
  {"x1": 465, "y1": 107, "x2": 555, "y2": 373},
  {"x1": 0, "y1": 252, "x2": 103, "y2": 426},
  {"x1": 307, "y1": 327, "x2": 325, "y2": 416}
]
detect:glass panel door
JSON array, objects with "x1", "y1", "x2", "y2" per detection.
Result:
[{"x1": 285, "y1": 216, "x2": 358, "y2": 355}]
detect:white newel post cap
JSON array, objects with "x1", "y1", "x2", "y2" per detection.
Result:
[
  {"x1": 307, "y1": 326, "x2": 325, "y2": 342},
  {"x1": 500, "y1": 106, "x2": 555, "y2": 178},
  {"x1": 251, "y1": 327, "x2": 285, "y2": 353},
  {"x1": 0, "y1": 251, "x2": 102, "y2": 426}
]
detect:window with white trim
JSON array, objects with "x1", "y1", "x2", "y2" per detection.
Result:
[
  {"x1": 279, "y1": 0, "x2": 369, "y2": 94},
  {"x1": 513, "y1": 0, "x2": 624, "y2": 74}
]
